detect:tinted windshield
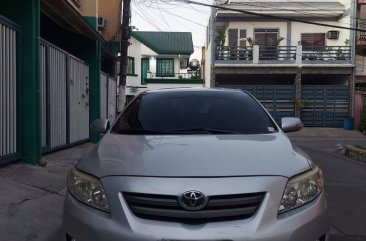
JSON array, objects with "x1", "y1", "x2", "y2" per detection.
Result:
[{"x1": 111, "y1": 89, "x2": 277, "y2": 134}]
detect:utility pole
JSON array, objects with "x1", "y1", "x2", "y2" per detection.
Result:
[{"x1": 118, "y1": 0, "x2": 131, "y2": 112}]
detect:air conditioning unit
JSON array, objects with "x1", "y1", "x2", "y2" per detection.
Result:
[
  {"x1": 327, "y1": 31, "x2": 339, "y2": 40},
  {"x1": 98, "y1": 17, "x2": 106, "y2": 29}
]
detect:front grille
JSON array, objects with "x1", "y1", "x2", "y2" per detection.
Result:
[{"x1": 123, "y1": 192, "x2": 265, "y2": 224}]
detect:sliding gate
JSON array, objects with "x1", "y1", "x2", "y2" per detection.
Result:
[
  {"x1": 0, "y1": 16, "x2": 19, "y2": 164},
  {"x1": 40, "y1": 40, "x2": 89, "y2": 152},
  {"x1": 100, "y1": 72, "x2": 117, "y2": 124}
]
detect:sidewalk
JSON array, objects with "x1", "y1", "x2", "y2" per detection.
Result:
[
  {"x1": 286, "y1": 127, "x2": 365, "y2": 139},
  {"x1": 0, "y1": 143, "x2": 95, "y2": 241}
]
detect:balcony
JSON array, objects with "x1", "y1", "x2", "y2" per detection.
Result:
[
  {"x1": 357, "y1": 19, "x2": 366, "y2": 49},
  {"x1": 146, "y1": 72, "x2": 203, "y2": 84},
  {"x1": 215, "y1": 45, "x2": 351, "y2": 65}
]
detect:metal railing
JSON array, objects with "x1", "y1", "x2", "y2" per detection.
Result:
[
  {"x1": 148, "y1": 71, "x2": 201, "y2": 80},
  {"x1": 215, "y1": 45, "x2": 351, "y2": 63},
  {"x1": 302, "y1": 46, "x2": 351, "y2": 61},
  {"x1": 259, "y1": 46, "x2": 297, "y2": 60},
  {"x1": 216, "y1": 46, "x2": 252, "y2": 60},
  {"x1": 357, "y1": 19, "x2": 366, "y2": 40}
]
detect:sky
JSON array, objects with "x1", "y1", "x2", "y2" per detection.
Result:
[{"x1": 130, "y1": 0, "x2": 212, "y2": 60}]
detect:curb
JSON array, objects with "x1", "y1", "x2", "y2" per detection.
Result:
[{"x1": 346, "y1": 145, "x2": 366, "y2": 163}]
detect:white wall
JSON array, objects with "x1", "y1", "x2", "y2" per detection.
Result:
[
  {"x1": 225, "y1": 21, "x2": 288, "y2": 46},
  {"x1": 126, "y1": 37, "x2": 142, "y2": 90},
  {"x1": 224, "y1": 20, "x2": 350, "y2": 47},
  {"x1": 291, "y1": 21, "x2": 350, "y2": 47}
]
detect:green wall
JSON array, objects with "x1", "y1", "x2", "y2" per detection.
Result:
[
  {"x1": 0, "y1": 5, "x2": 103, "y2": 164},
  {"x1": 1, "y1": 0, "x2": 42, "y2": 164}
]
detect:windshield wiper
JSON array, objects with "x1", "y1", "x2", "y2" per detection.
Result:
[{"x1": 113, "y1": 129, "x2": 162, "y2": 134}]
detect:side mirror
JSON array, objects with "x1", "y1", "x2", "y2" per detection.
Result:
[
  {"x1": 90, "y1": 119, "x2": 110, "y2": 133},
  {"x1": 281, "y1": 117, "x2": 303, "y2": 133}
]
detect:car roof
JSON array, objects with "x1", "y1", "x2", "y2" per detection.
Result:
[{"x1": 143, "y1": 87, "x2": 246, "y2": 95}]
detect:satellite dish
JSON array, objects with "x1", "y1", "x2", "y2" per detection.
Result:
[{"x1": 189, "y1": 59, "x2": 200, "y2": 71}]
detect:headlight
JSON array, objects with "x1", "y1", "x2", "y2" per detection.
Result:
[
  {"x1": 279, "y1": 166, "x2": 324, "y2": 214},
  {"x1": 67, "y1": 167, "x2": 110, "y2": 212}
]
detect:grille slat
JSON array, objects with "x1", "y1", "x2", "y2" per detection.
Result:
[
  {"x1": 125, "y1": 195, "x2": 179, "y2": 207},
  {"x1": 208, "y1": 195, "x2": 263, "y2": 208},
  {"x1": 130, "y1": 205, "x2": 258, "y2": 219},
  {"x1": 124, "y1": 192, "x2": 264, "y2": 224}
]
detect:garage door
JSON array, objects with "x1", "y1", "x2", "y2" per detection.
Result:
[
  {"x1": 301, "y1": 85, "x2": 349, "y2": 127},
  {"x1": 218, "y1": 85, "x2": 295, "y2": 124}
]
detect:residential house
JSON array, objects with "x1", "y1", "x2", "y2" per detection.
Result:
[
  {"x1": 125, "y1": 31, "x2": 203, "y2": 103},
  {"x1": 0, "y1": 0, "x2": 120, "y2": 165},
  {"x1": 355, "y1": 0, "x2": 366, "y2": 128},
  {"x1": 206, "y1": 0, "x2": 355, "y2": 127}
]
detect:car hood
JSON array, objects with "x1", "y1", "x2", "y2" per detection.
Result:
[{"x1": 77, "y1": 132, "x2": 311, "y2": 178}]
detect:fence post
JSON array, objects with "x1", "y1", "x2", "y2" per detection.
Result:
[
  {"x1": 253, "y1": 45, "x2": 259, "y2": 64},
  {"x1": 296, "y1": 45, "x2": 302, "y2": 64}
]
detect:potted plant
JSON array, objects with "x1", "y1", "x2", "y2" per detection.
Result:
[
  {"x1": 215, "y1": 27, "x2": 226, "y2": 46},
  {"x1": 247, "y1": 37, "x2": 254, "y2": 60}
]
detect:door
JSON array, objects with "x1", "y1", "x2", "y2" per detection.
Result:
[{"x1": 141, "y1": 58, "x2": 149, "y2": 85}]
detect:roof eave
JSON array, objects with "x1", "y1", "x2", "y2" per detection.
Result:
[{"x1": 41, "y1": 0, "x2": 104, "y2": 42}]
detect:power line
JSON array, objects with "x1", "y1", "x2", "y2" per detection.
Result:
[{"x1": 168, "y1": 0, "x2": 366, "y2": 32}]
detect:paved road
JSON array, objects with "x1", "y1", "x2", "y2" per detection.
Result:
[{"x1": 290, "y1": 137, "x2": 366, "y2": 241}]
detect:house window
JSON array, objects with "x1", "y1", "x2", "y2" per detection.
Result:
[
  {"x1": 228, "y1": 29, "x2": 247, "y2": 47},
  {"x1": 127, "y1": 57, "x2": 135, "y2": 75},
  {"x1": 254, "y1": 28, "x2": 279, "y2": 46},
  {"x1": 301, "y1": 33, "x2": 326, "y2": 51},
  {"x1": 156, "y1": 59, "x2": 174, "y2": 77}
]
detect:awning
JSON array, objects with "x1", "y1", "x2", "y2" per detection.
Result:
[{"x1": 41, "y1": 0, "x2": 104, "y2": 42}]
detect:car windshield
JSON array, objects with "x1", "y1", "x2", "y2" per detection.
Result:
[{"x1": 111, "y1": 89, "x2": 277, "y2": 135}]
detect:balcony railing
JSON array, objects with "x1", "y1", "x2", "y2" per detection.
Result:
[
  {"x1": 357, "y1": 19, "x2": 366, "y2": 41},
  {"x1": 146, "y1": 71, "x2": 203, "y2": 84},
  {"x1": 215, "y1": 45, "x2": 351, "y2": 64}
]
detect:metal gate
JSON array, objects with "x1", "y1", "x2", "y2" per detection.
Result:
[
  {"x1": 219, "y1": 85, "x2": 295, "y2": 124},
  {"x1": 68, "y1": 56, "x2": 89, "y2": 143},
  {"x1": 301, "y1": 85, "x2": 349, "y2": 127},
  {"x1": 100, "y1": 72, "x2": 117, "y2": 124},
  {"x1": 41, "y1": 40, "x2": 90, "y2": 152},
  {"x1": 48, "y1": 45, "x2": 67, "y2": 149},
  {"x1": 0, "y1": 16, "x2": 19, "y2": 163}
]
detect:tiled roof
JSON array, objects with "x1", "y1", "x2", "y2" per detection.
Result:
[{"x1": 131, "y1": 31, "x2": 194, "y2": 55}]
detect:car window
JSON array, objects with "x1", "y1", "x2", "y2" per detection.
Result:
[{"x1": 111, "y1": 90, "x2": 277, "y2": 134}]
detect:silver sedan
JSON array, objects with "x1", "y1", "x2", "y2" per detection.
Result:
[{"x1": 63, "y1": 88, "x2": 328, "y2": 241}]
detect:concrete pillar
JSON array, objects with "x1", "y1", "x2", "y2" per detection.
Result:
[
  {"x1": 295, "y1": 71, "x2": 302, "y2": 118},
  {"x1": 348, "y1": 74, "x2": 354, "y2": 117}
]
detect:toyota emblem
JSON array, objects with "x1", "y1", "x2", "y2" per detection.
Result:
[{"x1": 179, "y1": 190, "x2": 208, "y2": 211}]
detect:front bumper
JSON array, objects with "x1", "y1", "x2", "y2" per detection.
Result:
[{"x1": 63, "y1": 176, "x2": 329, "y2": 241}]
